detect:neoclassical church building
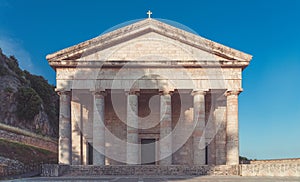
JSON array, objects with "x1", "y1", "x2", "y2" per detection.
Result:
[{"x1": 47, "y1": 15, "x2": 252, "y2": 168}]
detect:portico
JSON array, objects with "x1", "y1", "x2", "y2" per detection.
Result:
[{"x1": 47, "y1": 18, "x2": 252, "y2": 166}]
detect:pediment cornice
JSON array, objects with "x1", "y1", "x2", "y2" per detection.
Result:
[{"x1": 47, "y1": 18, "x2": 252, "y2": 68}]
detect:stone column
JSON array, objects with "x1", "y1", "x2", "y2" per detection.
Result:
[
  {"x1": 215, "y1": 105, "x2": 227, "y2": 165},
  {"x1": 159, "y1": 91, "x2": 172, "y2": 165},
  {"x1": 192, "y1": 90, "x2": 207, "y2": 165},
  {"x1": 225, "y1": 90, "x2": 240, "y2": 165},
  {"x1": 93, "y1": 91, "x2": 106, "y2": 165},
  {"x1": 71, "y1": 98, "x2": 82, "y2": 165},
  {"x1": 81, "y1": 104, "x2": 89, "y2": 165},
  {"x1": 126, "y1": 91, "x2": 139, "y2": 165},
  {"x1": 82, "y1": 137, "x2": 88, "y2": 165},
  {"x1": 58, "y1": 91, "x2": 72, "y2": 165}
]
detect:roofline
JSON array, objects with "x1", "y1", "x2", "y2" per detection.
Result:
[{"x1": 46, "y1": 18, "x2": 252, "y2": 63}]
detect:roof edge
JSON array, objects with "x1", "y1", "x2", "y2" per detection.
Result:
[{"x1": 46, "y1": 18, "x2": 253, "y2": 63}]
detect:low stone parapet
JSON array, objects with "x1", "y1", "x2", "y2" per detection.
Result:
[
  {"x1": 41, "y1": 163, "x2": 300, "y2": 177},
  {"x1": 250, "y1": 158, "x2": 300, "y2": 164},
  {"x1": 240, "y1": 163, "x2": 300, "y2": 177},
  {"x1": 41, "y1": 164, "x2": 70, "y2": 177},
  {"x1": 41, "y1": 165, "x2": 239, "y2": 177},
  {"x1": 0, "y1": 128, "x2": 57, "y2": 152}
]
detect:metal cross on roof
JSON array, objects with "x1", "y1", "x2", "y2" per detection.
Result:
[{"x1": 147, "y1": 10, "x2": 152, "y2": 18}]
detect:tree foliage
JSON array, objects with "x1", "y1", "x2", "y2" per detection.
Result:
[
  {"x1": 16, "y1": 87, "x2": 42, "y2": 121},
  {"x1": 23, "y1": 70, "x2": 59, "y2": 134}
]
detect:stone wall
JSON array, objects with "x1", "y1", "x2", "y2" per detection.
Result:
[
  {"x1": 0, "y1": 156, "x2": 24, "y2": 177},
  {"x1": 41, "y1": 164, "x2": 238, "y2": 177},
  {"x1": 240, "y1": 160, "x2": 300, "y2": 177},
  {"x1": 250, "y1": 158, "x2": 300, "y2": 164},
  {"x1": 240, "y1": 163, "x2": 300, "y2": 177},
  {"x1": 41, "y1": 163, "x2": 300, "y2": 177},
  {"x1": 0, "y1": 128, "x2": 57, "y2": 152}
]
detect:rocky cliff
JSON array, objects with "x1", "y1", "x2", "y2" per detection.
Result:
[{"x1": 0, "y1": 48, "x2": 58, "y2": 137}]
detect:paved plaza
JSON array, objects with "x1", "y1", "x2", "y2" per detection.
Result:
[{"x1": 5, "y1": 176, "x2": 300, "y2": 182}]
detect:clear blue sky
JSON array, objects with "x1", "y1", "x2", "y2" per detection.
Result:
[{"x1": 0, "y1": 0, "x2": 299, "y2": 160}]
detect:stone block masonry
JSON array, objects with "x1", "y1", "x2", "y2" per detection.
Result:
[
  {"x1": 0, "y1": 126, "x2": 57, "y2": 152},
  {"x1": 41, "y1": 165, "x2": 239, "y2": 177},
  {"x1": 240, "y1": 159, "x2": 300, "y2": 177},
  {"x1": 47, "y1": 18, "x2": 252, "y2": 167},
  {"x1": 41, "y1": 162, "x2": 300, "y2": 177}
]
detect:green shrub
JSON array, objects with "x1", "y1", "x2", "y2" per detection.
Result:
[
  {"x1": 24, "y1": 70, "x2": 59, "y2": 135},
  {"x1": 16, "y1": 87, "x2": 42, "y2": 121}
]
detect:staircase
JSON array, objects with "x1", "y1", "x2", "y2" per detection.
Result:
[{"x1": 42, "y1": 164, "x2": 239, "y2": 177}]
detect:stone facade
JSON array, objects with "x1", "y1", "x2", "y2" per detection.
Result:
[{"x1": 46, "y1": 18, "x2": 252, "y2": 167}]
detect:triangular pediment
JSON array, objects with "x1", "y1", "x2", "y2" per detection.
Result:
[{"x1": 47, "y1": 18, "x2": 252, "y2": 68}]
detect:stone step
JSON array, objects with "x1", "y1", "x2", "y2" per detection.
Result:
[{"x1": 41, "y1": 164, "x2": 239, "y2": 177}]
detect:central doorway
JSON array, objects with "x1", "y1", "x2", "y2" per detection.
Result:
[{"x1": 141, "y1": 139, "x2": 156, "y2": 165}]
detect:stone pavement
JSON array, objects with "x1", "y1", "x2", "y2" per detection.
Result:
[{"x1": 4, "y1": 176, "x2": 300, "y2": 182}]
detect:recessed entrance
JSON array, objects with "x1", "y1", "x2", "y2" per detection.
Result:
[{"x1": 141, "y1": 139, "x2": 156, "y2": 165}]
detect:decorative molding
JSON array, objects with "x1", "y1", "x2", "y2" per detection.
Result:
[
  {"x1": 159, "y1": 89, "x2": 174, "y2": 96},
  {"x1": 191, "y1": 89, "x2": 208, "y2": 96},
  {"x1": 56, "y1": 90, "x2": 71, "y2": 96},
  {"x1": 125, "y1": 89, "x2": 140, "y2": 96},
  {"x1": 92, "y1": 91, "x2": 107, "y2": 97},
  {"x1": 225, "y1": 90, "x2": 243, "y2": 97},
  {"x1": 46, "y1": 18, "x2": 252, "y2": 67}
]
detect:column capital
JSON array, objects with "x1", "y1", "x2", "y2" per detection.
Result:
[
  {"x1": 125, "y1": 89, "x2": 140, "y2": 96},
  {"x1": 92, "y1": 90, "x2": 107, "y2": 97},
  {"x1": 159, "y1": 89, "x2": 174, "y2": 96},
  {"x1": 56, "y1": 90, "x2": 71, "y2": 96},
  {"x1": 225, "y1": 89, "x2": 243, "y2": 97},
  {"x1": 191, "y1": 89, "x2": 208, "y2": 96}
]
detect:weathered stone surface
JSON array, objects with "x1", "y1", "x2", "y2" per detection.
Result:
[
  {"x1": 47, "y1": 18, "x2": 253, "y2": 167},
  {"x1": 71, "y1": 100, "x2": 81, "y2": 165},
  {"x1": 41, "y1": 164, "x2": 239, "y2": 176},
  {"x1": 0, "y1": 129, "x2": 57, "y2": 152},
  {"x1": 192, "y1": 90, "x2": 206, "y2": 165},
  {"x1": 240, "y1": 162, "x2": 300, "y2": 177},
  {"x1": 41, "y1": 164, "x2": 70, "y2": 177},
  {"x1": 0, "y1": 156, "x2": 24, "y2": 177},
  {"x1": 93, "y1": 91, "x2": 106, "y2": 165},
  {"x1": 126, "y1": 91, "x2": 139, "y2": 164},
  {"x1": 56, "y1": 67, "x2": 243, "y2": 91},
  {"x1": 159, "y1": 92, "x2": 172, "y2": 165},
  {"x1": 47, "y1": 19, "x2": 252, "y2": 64},
  {"x1": 225, "y1": 91, "x2": 240, "y2": 165},
  {"x1": 58, "y1": 91, "x2": 71, "y2": 165}
]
